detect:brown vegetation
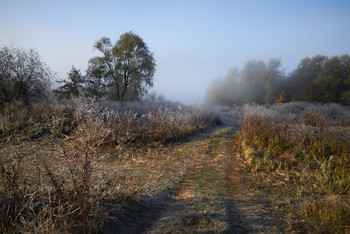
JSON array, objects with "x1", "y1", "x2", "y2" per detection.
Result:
[
  {"x1": 0, "y1": 97, "x2": 220, "y2": 233},
  {"x1": 238, "y1": 102, "x2": 350, "y2": 233}
]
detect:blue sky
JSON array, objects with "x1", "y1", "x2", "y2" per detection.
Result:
[{"x1": 1, "y1": 0, "x2": 350, "y2": 103}]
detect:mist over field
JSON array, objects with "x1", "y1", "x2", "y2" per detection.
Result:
[
  {"x1": 1, "y1": 1, "x2": 349, "y2": 103},
  {"x1": 1, "y1": 1, "x2": 350, "y2": 233},
  {"x1": 206, "y1": 55, "x2": 350, "y2": 106}
]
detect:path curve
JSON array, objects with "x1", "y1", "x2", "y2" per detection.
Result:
[{"x1": 103, "y1": 111, "x2": 285, "y2": 233}]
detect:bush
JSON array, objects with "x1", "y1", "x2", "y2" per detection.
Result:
[{"x1": 0, "y1": 45, "x2": 52, "y2": 106}]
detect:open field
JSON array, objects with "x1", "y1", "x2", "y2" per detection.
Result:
[{"x1": 0, "y1": 99, "x2": 349, "y2": 233}]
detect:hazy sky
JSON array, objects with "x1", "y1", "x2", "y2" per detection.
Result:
[{"x1": 1, "y1": 0, "x2": 350, "y2": 103}]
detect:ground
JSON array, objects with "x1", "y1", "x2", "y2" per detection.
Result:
[
  {"x1": 0, "y1": 110, "x2": 288, "y2": 233},
  {"x1": 102, "y1": 113, "x2": 286, "y2": 233}
]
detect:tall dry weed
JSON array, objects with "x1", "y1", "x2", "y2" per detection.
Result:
[
  {"x1": 239, "y1": 102, "x2": 350, "y2": 232},
  {"x1": 0, "y1": 96, "x2": 220, "y2": 232}
]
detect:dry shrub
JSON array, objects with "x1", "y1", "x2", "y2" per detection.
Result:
[
  {"x1": 301, "y1": 197, "x2": 350, "y2": 233},
  {"x1": 99, "y1": 99, "x2": 220, "y2": 144},
  {"x1": 1, "y1": 97, "x2": 220, "y2": 145},
  {"x1": 302, "y1": 110, "x2": 329, "y2": 129},
  {"x1": 2, "y1": 101, "x2": 28, "y2": 124},
  {"x1": 0, "y1": 153, "x2": 28, "y2": 233},
  {"x1": 0, "y1": 96, "x2": 220, "y2": 232},
  {"x1": 0, "y1": 102, "x2": 108, "y2": 233},
  {"x1": 0, "y1": 102, "x2": 29, "y2": 142},
  {"x1": 229, "y1": 105, "x2": 243, "y2": 120},
  {"x1": 241, "y1": 103, "x2": 350, "y2": 165},
  {"x1": 0, "y1": 99, "x2": 118, "y2": 233}
]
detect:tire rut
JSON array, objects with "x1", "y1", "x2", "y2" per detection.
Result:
[
  {"x1": 144, "y1": 123, "x2": 236, "y2": 233},
  {"x1": 104, "y1": 113, "x2": 285, "y2": 233}
]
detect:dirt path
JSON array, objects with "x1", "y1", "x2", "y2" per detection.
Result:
[
  {"x1": 103, "y1": 113, "x2": 285, "y2": 233},
  {"x1": 136, "y1": 113, "x2": 285, "y2": 233}
]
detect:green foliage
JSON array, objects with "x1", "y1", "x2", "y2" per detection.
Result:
[
  {"x1": 89, "y1": 32, "x2": 156, "y2": 102},
  {"x1": 341, "y1": 90, "x2": 350, "y2": 105},
  {"x1": 84, "y1": 57, "x2": 108, "y2": 99},
  {"x1": 286, "y1": 55, "x2": 328, "y2": 101},
  {"x1": 310, "y1": 55, "x2": 350, "y2": 104},
  {"x1": 206, "y1": 54, "x2": 350, "y2": 106},
  {"x1": 54, "y1": 66, "x2": 85, "y2": 99}
]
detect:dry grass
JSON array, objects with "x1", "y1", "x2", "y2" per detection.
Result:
[
  {"x1": 238, "y1": 102, "x2": 350, "y2": 233},
  {"x1": 0, "y1": 97, "x2": 220, "y2": 233}
]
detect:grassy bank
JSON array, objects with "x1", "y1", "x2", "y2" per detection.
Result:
[{"x1": 238, "y1": 102, "x2": 350, "y2": 233}]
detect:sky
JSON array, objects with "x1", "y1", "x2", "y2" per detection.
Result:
[{"x1": 1, "y1": 0, "x2": 350, "y2": 103}]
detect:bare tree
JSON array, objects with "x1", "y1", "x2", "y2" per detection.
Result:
[{"x1": 0, "y1": 45, "x2": 52, "y2": 107}]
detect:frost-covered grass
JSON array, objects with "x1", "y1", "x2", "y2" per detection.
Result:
[
  {"x1": 0, "y1": 97, "x2": 221, "y2": 144},
  {"x1": 0, "y1": 97, "x2": 220, "y2": 233},
  {"x1": 238, "y1": 102, "x2": 350, "y2": 233}
]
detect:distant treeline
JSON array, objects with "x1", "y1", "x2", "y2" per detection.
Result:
[{"x1": 206, "y1": 55, "x2": 350, "y2": 106}]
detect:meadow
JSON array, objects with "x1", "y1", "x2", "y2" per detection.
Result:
[
  {"x1": 238, "y1": 102, "x2": 350, "y2": 233},
  {"x1": 1, "y1": 98, "x2": 349, "y2": 233}
]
